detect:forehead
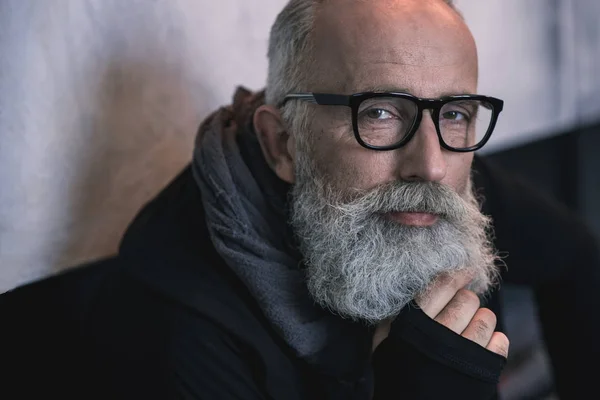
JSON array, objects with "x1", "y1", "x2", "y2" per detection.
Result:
[{"x1": 311, "y1": 0, "x2": 478, "y2": 97}]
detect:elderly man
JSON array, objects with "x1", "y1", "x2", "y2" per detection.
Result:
[
  {"x1": 93, "y1": 0, "x2": 507, "y2": 397},
  {"x1": 3, "y1": 0, "x2": 599, "y2": 399}
]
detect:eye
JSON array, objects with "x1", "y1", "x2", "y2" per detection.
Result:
[
  {"x1": 442, "y1": 110, "x2": 468, "y2": 121},
  {"x1": 365, "y1": 108, "x2": 394, "y2": 120}
]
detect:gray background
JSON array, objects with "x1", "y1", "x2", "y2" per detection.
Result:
[{"x1": 1, "y1": 0, "x2": 599, "y2": 293}]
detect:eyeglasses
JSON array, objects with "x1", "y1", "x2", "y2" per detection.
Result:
[{"x1": 280, "y1": 92, "x2": 504, "y2": 152}]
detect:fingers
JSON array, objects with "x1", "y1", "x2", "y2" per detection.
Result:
[
  {"x1": 486, "y1": 331, "x2": 510, "y2": 358},
  {"x1": 461, "y1": 307, "x2": 497, "y2": 347},
  {"x1": 432, "y1": 292, "x2": 510, "y2": 358},
  {"x1": 433, "y1": 289, "x2": 481, "y2": 334},
  {"x1": 416, "y1": 270, "x2": 474, "y2": 318},
  {"x1": 415, "y1": 271, "x2": 509, "y2": 359}
]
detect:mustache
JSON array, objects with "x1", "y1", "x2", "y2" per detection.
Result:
[{"x1": 325, "y1": 180, "x2": 470, "y2": 223}]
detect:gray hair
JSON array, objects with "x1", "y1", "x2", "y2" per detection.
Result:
[{"x1": 265, "y1": 0, "x2": 460, "y2": 111}]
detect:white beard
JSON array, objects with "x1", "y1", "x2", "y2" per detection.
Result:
[{"x1": 289, "y1": 153, "x2": 499, "y2": 324}]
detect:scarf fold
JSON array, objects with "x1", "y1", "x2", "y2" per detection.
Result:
[{"x1": 192, "y1": 86, "x2": 355, "y2": 359}]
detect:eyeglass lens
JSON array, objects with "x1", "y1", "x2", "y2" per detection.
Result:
[{"x1": 356, "y1": 97, "x2": 493, "y2": 149}]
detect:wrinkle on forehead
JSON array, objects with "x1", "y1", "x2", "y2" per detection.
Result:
[
  {"x1": 315, "y1": 26, "x2": 475, "y2": 68},
  {"x1": 310, "y1": 0, "x2": 477, "y2": 91},
  {"x1": 365, "y1": 55, "x2": 466, "y2": 68}
]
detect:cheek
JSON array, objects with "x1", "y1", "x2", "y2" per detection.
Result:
[
  {"x1": 445, "y1": 153, "x2": 474, "y2": 194},
  {"x1": 314, "y1": 139, "x2": 396, "y2": 191},
  {"x1": 313, "y1": 142, "x2": 358, "y2": 186},
  {"x1": 309, "y1": 119, "x2": 370, "y2": 188}
]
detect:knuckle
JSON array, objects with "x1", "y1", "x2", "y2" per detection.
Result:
[
  {"x1": 498, "y1": 332, "x2": 510, "y2": 347},
  {"x1": 497, "y1": 345, "x2": 509, "y2": 358},
  {"x1": 437, "y1": 272, "x2": 453, "y2": 286},
  {"x1": 471, "y1": 309, "x2": 497, "y2": 341},
  {"x1": 477, "y1": 308, "x2": 497, "y2": 326},
  {"x1": 437, "y1": 290, "x2": 480, "y2": 325},
  {"x1": 450, "y1": 272, "x2": 471, "y2": 290},
  {"x1": 455, "y1": 289, "x2": 480, "y2": 307},
  {"x1": 493, "y1": 333, "x2": 510, "y2": 357},
  {"x1": 431, "y1": 273, "x2": 454, "y2": 292},
  {"x1": 451, "y1": 270, "x2": 475, "y2": 288},
  {"x1": 473, "y1": 320, "x2": 491, "y2": 340},
  {"x1": 494, "y1": 343, "x2": 509, "y2": 357}
]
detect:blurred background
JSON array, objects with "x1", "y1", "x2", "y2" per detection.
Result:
[{"x1": 0, "y1": 1, "x2": 599, "y2": 399}]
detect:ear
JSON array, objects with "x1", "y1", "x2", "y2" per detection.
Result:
[{"x1": 253, "y1": 105, "x2": 296, "y2": 184}]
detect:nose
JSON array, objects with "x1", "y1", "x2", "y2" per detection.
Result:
[{"x1": 395, "y1": 111, "x2": 447, "y2": 183}]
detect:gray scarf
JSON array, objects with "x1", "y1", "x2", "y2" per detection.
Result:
[{"x1": 191, "y1": 87, "x2": 352, "y2": 359}]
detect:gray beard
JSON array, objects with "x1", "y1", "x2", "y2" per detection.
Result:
[{"x1": 289, "y1": 153, "x2": 499, "y2": 324}]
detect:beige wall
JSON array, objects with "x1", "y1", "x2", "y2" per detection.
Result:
[
  {"x1": 1, "y1": 0, "x2": 599, "y2": 292},
  {"x1": 0, "y1": 0, "x2": 285, "y2": 291}
]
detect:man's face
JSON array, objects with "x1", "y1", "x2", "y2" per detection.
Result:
[
  {"x1": 306, "y1": 0, "x2": 478, "y2": 196},
  {"x1": 287, "y1": 0, "x2": 498, "y2": 323}
]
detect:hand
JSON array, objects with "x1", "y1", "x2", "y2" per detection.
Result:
[{"x1": 415, "y1": 271, "x2": 509, "y2": 358}]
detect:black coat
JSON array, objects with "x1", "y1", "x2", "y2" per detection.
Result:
[{"x1": 2, "y1": 156, "x2": 598, "y2": 399}]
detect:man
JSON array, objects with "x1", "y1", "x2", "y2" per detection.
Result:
[
  {"x1": 97, "y1": 0, "x2": 507, "y2": 397},
  {"x1": 2, "y1": 0, "x2": 599, "y2": 399}
]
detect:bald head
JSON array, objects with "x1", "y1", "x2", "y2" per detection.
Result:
[
  {"x1": 265, "y1": 0, "x2": 476, "y2": 106},
  {"x1": 311, "y1": 0, "x2": 478, "y2": 96}
]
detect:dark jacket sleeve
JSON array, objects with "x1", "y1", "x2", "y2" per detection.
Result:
[
  {"x1": 372, "y1": 303, "x2": 506, "y2": 400},
  {"x1": 83, "y1": 271, "x2": 269, "y2": 400},
  {"x1": 167, "y1": 316, "x2": 268, "y2": 400}
]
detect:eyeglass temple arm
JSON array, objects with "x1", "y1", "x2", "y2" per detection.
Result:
[{"x1": 283, "y1": 93, "x2": 318, "y2": 104}]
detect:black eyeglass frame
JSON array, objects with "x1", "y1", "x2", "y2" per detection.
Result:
[{"x1": 280, "y1": 92, "x2": 504, "y2": 152}]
